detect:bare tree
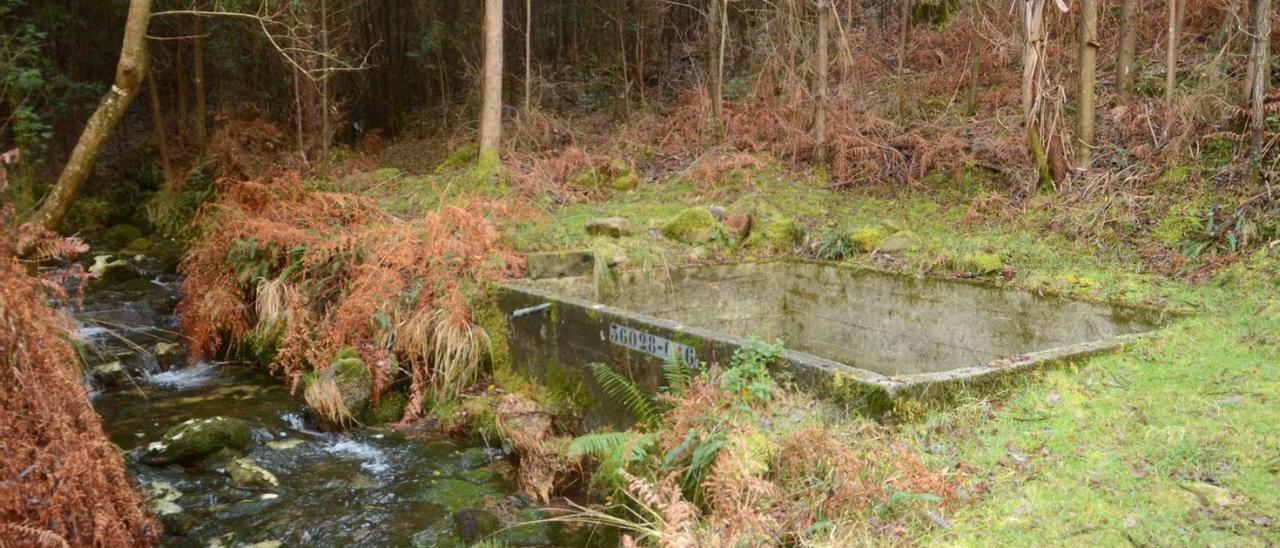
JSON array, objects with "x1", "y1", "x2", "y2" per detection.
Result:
[
  {"x1": 1248, "y1": 0, "x2": 1271, "y2": 158},
  {"x1": 1022, "y1": 0, "x2": 1052, "y2": 187},
  {"x1": 146, "y1": 58, "x2": 177, "y2": 184},
  {"x1": 1164, "y1": 0, "x2": 1185, "y2": 112},
  {"x1": 815, "y1": 0, "x2": 830, "y2": 160},
  {"x1": 707, "y1": 0, "x2": 725, "y2": 122},
  {"x1": 193, "y1": 1, "x2": 208, "y2": 154},
  {"x1": 479, "y1": 0, "x2": 504, "y2": 163},
  {"x1": 35, "y1": 0, "x2": 152, "y2": 231},
  {"x1": 1075, "y1": 0, "x2": 1099, "y2": 169},
  {"x1": 1117, "y1": 0, "x2": 1137, "y2": 101}
]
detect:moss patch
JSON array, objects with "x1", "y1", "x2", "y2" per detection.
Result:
[{"x1": 661, "y1": 207, "x2": 720, "y2": 244}]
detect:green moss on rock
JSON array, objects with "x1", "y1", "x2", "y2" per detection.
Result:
[
  {"x1": 138, "y1": 416, "x2": 251, "y2": 465},
  {"x1": 850, "y1": 226, "x2": 886, "y2": 252},
  {"x1": 362, "y1": 390, "x2": 407, "y2": 424},
  {"x1": 960, "y1": 252, "x2": 1004, "y2": 275},
  {"x1": 102, "y1": 224, "x2": 144, "y2": 250},
  {"x1": 661, "y1": 207, "x2": 720, "y2": 244},
  {"x1": 746, "y1": 205, "x2": 803, "y2": 253}
]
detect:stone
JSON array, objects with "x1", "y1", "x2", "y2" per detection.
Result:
[
  {"x1": 585, "y1": 217, "x2": 635, "y2": 238},
  {"x1": 1180, "y1": 481, "x2": 1236, "y2": 507},
  {"x1": 746, "y1": 207, "x2": 803, "y2": 252},
  {"x1": 451, "y1": 508, "x2": 501, "y2": 544},
  {"x1": 88, "y1": 254, "x2": 134, "y2": 285},
  {"x1": 878, "y1": 230, "x2": 919, "y2": 253},
  {"x1": 850, "y1": 226, "x2": 886, "y2": 253},
  {"x1": 418, "y1": 478, "x2": 493, "y2": 511},
  {"x1": 303, "y1": 347, "x2": 374, "y2": 429},
  {"x1": 959, "y1": 253, "x2": 1004, "y2": 275},
  {"x1": 266, "y1": 438, "x2": 305, "y2": 451},
  {"x1": 101, "y1": 224, "x2": 143, "y2": 249},
  {"x1": 361, "y1": 390, "x2": 407, "y2": 424},
  {"x1": 154, "y1": 342, "x2": 185, "y2": 369},
  {"x1": 138, "y1": 416, "x2": 251, "y2": 465},
  {"x1": 724, "y1": 213, "x2": 754, "y2": 240},
  {"x1": 661, "y1": 207, "x2": 720, "y2": 245},
  {"x1": 525, "y1": 250, "x2": 594, "y2": 279},
  {"x1": 227, "y1": 458, "x2": 280, "y2": 490},
  {"x1": 707, "y1": 205, "x2": 727, "y2": 221},
  {"x1": 90, "y1": 361, "x2": 129, "y2": 389}
]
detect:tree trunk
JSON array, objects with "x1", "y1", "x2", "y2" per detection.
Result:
[
  {"x1": 706, "y1": 0, "x2": 724, "y2": 121},
  {"x1": 1164, "y1": 0, "x2": 1184, "y2": 112},
  {"x1": 193, "y1": 6, "x2": 208, "y2": 154},
  {"x1": 967, "y1": 0, "x2": 982, "y2": 116},
  {"x1": 524, "y1": 0, "x2": 532, "y2": 116},
  {"x1": 1117, "y1": 0, "x2": 1137, "y2": 101},
  {"x1": 898, "y1": 0, "x2": 911, "y2": 76},
  {"x1": 1249, "y1": 0, "x2": 1271, "y2": 158},
  {"x1": 479, "y1": 0, "x2": 504, "y2": 163},
  {"x1": 815, "y1": 0, "x2": 830, "y2": 161},
  {"x1": 320, "y1": 0, "x2": 331, "y2": 175},
  {"x1": 1075, "y1": 0, "x2": 1099, "y2": 169},
  {"x1": 35, "y1": 0, "x2": 151, "y2": 231},
  {"x1": 146, "y1": 60, "x2": 177, "y2": 185},
  {"x1": 1022, "y1": 0, "x2": 1052, "y2": 188}
]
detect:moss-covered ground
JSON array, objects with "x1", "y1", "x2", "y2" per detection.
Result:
[{"x1": 350, "y1": 154, "x2": 1278, "y2": 544}]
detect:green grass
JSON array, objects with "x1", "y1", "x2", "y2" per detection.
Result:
[{"x1": 361, "y1": 153, "x2": 1280, "y2": 543}]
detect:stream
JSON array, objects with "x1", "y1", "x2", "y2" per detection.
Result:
[{"x1": 67, "y1": 245, "x2": 601, "y2": 547}]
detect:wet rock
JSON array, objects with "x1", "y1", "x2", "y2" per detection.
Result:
[
  {"x1": 661, "y1": 207, "x2": 720, "y2": 244},
  {"x1": 154, "y1": 342, "x2": 184, "y2": 369},
  {"x1": 88, "y1": 254, "x2": 136, "y2": 285},
  {"x1": 878, "y1": 230, "x2": 919, "y2": 253},
  {"x1": 227, "y1": 458, "x2": 280, "y2": 490},
  {"x1": 302, "y1": 347, "x2": 373, "y2": 429},
  {"x1": 266, "y1": 438, "x2": 305, "y2": 451},
  {"x1": 138, "y1": 416, "x2": 251, "y2": 465},
  {"x1": 585, "y1": 217, "x2": 634, "y2": 238},
  {"x1": 418, "y1": 478, "x2": 494, "y2": 511},
  {"x1": 361, "y1": 390, "x2": 407, "y2": 424},
  {"x1": 90, "y1": 361, "x2": 129, "y2": 389},
  {"x1": 452, "y1": 508, "x2": 501, "y2": 544}
]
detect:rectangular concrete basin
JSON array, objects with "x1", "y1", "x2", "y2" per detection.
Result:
[{"x1": 495, "y1": 261, "x2": 1164, "y2": 425}]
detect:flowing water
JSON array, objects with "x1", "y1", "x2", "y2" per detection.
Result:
[{"x1": 69, "y1": 245, "x2": 601, "y2": 547}]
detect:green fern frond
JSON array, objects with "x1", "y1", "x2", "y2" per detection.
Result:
[
  {"x1": 661, "y1": 353, "x2": 692, "y2": 397},
  {"x1": 588, "y1": 362, "x2": 660, "y2": 428},
  {"x1": 567, "y1": 431, "x2": 633, "y2": 459},
  {"x1": 682, "y1": 431, "x2": 725, "y2": 495}
]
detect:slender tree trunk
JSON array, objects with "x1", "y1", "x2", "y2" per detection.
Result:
[
  {"x1": 815, "y1": 0, "x2": 830, "y2": 161},
  {"x1": 479, "y1": 0, "x2": 504, "y2": 163},
  {"x1": 35, "y1": 0, "x2": 151, "y2": 231},
  {"x1": 967, "y1": 0, "x2": 982, "y2": 116},
  {"x1": 146, "y1": 60, "x2": 176, "y2": 185},
  {"x1": 1164, "y1": 0, "x2": 1184, "y2": 112},
  {"x1": 898, "y1": 0, "x2": 911, "y2": 76},
  {"x1": 1022, "y1": 0, "x2": 1052, "y2": 188},
  {"x1": 320, "y1": 0, "x2": 331, "y2": 175},
  {"x1": 193, "y1": 6, "x2": 208, "y2": 154},
  {"x1": 175, "y1": 33, "x2": 189, "y2": 146},
  {"x1": 1117, "y1": 0, "x2": 1137, "y2": 101},
  {"x1": 1248, "y1": 0, "x2": 1271, "y2": 158},
  {"x1": 524, "y1": 0, "x2": 532, "y2": 116},
  {"x1": 1075, "y1": 0, "x2": 1099, "y2": 169},
  {"x1": 706, "y1": 0, "x2": 724, "y2": 121}
]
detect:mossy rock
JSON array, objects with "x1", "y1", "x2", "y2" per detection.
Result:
[
  {"x1": 878, "y1": 230, "x2": 919, "y2": 253},
  {"x1": 306, "y1": 347, "x2": 375, "y2": 428},
  {"x1": 451, "y1": 508, "x2": 501, "y2": 544},
  {"x1": 607, "y1": 172, "x2": 639, "y2": 192},
  {"x1": 361, "y1": 390, "x2": 407, "y2": 425},
  {"x1": 90, "y1": 361, "x2": 129, "y2": 389},
  {"x1": 102, "y1": 224, "x2": 144, "y2": 250},
  {"x1": 958, "y1": 253, "x2": 1004, "y2": 275},
  {"x1": 850, "y1": 226, "x2": 886, "y2": 253},
  {"x1": 436, "y1": 144, "x2": 479, "y2": 172},
  {"x1": 226, "y1": 458, "x2": 279, "y2": 490},
  {"x1": 417, "y1": 478, "x2": 494, "y2": 511},
  {"x1": 661, "y1": 207, "x2": 720, "y2": 245},
  {"x1": 746, "y1": 206, "x2": 803, "y2": 253},
  {"x1": 123, "y1": 237, "x2": 152, "y2": 254},
  {"x1": 138, "y1": 417, "x2": 251, "y2": 465}
]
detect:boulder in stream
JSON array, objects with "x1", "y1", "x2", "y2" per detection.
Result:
[
  {"x1": 227, "y1": 458, "x2": 280, "y2": 490},
  {"x1": 138, "y1": 416, "x2": 251, "y2": 465}
]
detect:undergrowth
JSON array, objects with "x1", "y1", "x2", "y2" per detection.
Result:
[
  {"x1": 561, "y1": 340, "x2": 959, "y2": 546},
  {"x1": 178, "y1": 171, "x2": 524, "y2": 425}
]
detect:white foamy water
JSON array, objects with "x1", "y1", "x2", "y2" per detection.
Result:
[
  {"x1": 147, "y1": 360, "x2": 218, "y2": 390},
  {"x1": 75, "y1": 325, "x2": 111, "y2": 339},
  {"x1": 323, "y1": 439, "x2": 391, "y2": 474}
]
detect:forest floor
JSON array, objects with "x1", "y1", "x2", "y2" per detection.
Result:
[{"x1": 336, "y1": 147, "x2": 1280, "y2": 544}]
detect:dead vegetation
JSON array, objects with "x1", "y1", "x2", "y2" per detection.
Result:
[
  {"x1": 1, "y1": 194, "x2": 157, "y2": 545},
  {"x1": 179, "y1": 171, "x2": 524, "y2": 424}
]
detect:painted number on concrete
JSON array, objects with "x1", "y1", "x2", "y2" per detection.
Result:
[{"x1": 609, "y1": 323, "x2": 697, "y2": 367}]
